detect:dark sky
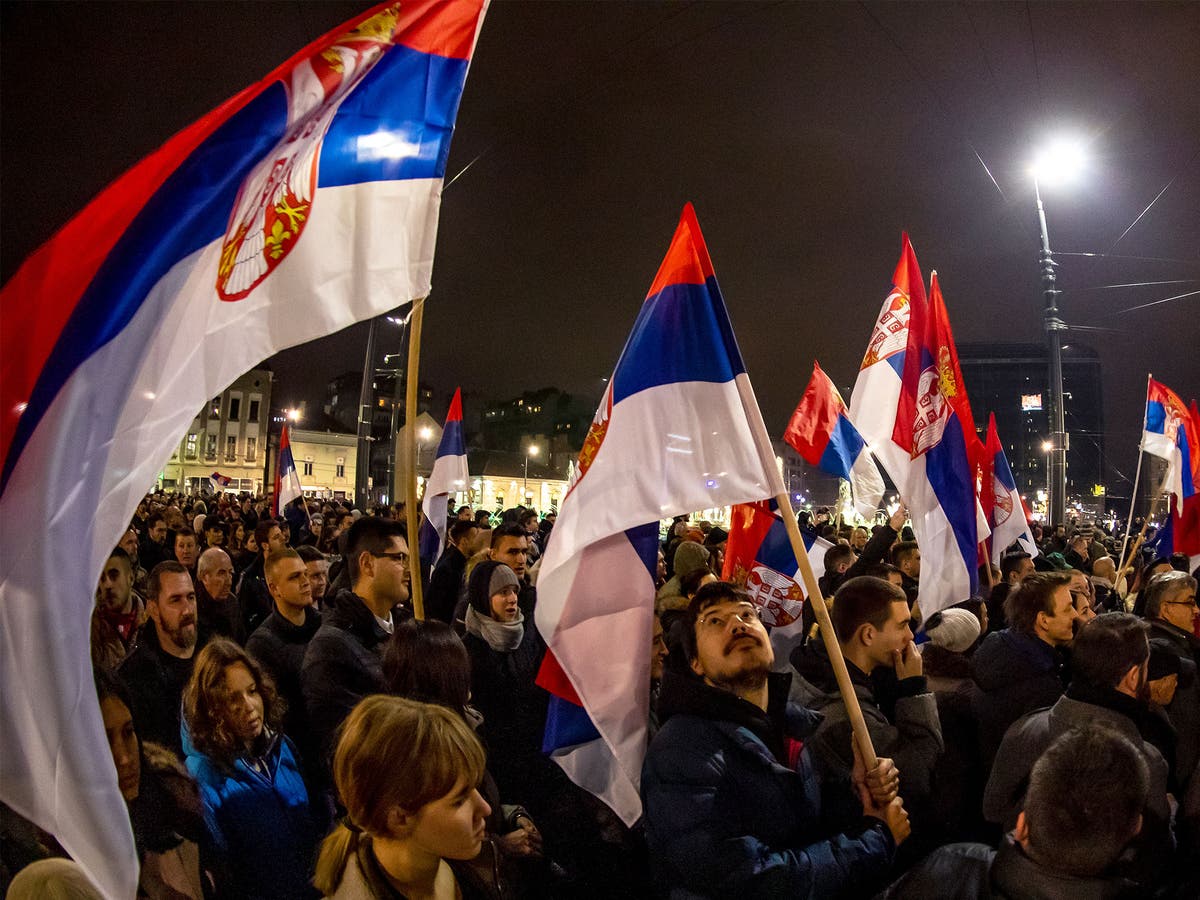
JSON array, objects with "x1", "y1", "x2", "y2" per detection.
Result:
[{"x1": 3, "y1": 1, "x2": 1198, "y2": 496}]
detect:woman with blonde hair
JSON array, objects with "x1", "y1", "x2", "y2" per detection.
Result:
[
  {"x1": 315, "y1": 695, "x2": 497, "y2": 899},
  {"x1": 182, "y1": 638, "x2": 317, "y2": 899}
]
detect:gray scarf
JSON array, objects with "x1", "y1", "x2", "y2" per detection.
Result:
[{"x1": 465, "y1": 605, "x2": 524, "y2": 652}]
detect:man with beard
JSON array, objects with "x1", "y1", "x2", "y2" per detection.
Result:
[
  {"x1": 195, "y1": 547, "x2": 242, "y2": 644},
  {"x1": 641, "y1": 582, "x2": 908, "y2": 898},
  {"x1": 983, "y1": 613, "x2": 1170, "y2": 887},
  {"x1": 120, "y1": 561, "x2": 205, "y2": 756},
  {"x1": 91, "y1": 547, "x2": 145, "y2": 669}
]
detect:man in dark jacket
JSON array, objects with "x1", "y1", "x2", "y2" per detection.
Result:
[
  {"x1": 195, "y1": 547, "x2": 242, "y2": 644},
  {"x1": 889, "y1": 541, "x2": 921, "y2": 607},
  {"x1": 971, "y1": 571, "x2": 1076, "y2": 768},
  {"x1": 1141, "y1": 571, "x2": 1200, "y2": 786},
  {"x1": 879, "y1": 726, "x2": 1148, "y2": 900},
  {"x1": 425, "y1": 519, "x2": 477, "y2": 624},
  {"x1": 791, "y1": 577, "x2": 943, "y2": 826},
  {"x1": 235, "y1": 518, "x2": 287, "y2": 637},
  {"x1": 983, "y1": 614, "x2": 1171, "y2": 888},
  {"x1": 642, "y1": 582, "x2": 907, "y2": 899},
  {"x1": 120, "y1": 562, "x2": 206, "y2": 756},
  {"x1": 247, "y1": 548, "x2": 321, "y2": 773},
  {"x1": 301, "y1": 517, "x2": 411, "y2": 770}
]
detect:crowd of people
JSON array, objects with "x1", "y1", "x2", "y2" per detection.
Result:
[{"x1": 2, "y1": 490, "x2": 1198, "y2": 899}]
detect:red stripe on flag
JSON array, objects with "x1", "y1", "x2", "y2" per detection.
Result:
[
  {"x1": 644, "y1": 203, "x2": 716, "y2": 298},
  {"x1": 536, "y1": 648, "x2": 583, "y2": 705},
  {"x1": 783, "y1": 361, "x2": 843, "y2": 466}
]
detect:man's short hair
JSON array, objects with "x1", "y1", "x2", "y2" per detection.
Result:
[
  {"x1": 145, "y1": 511, "x2": 165, "y2": 531},
  {"x1": 147, "y1": 561, "x2": 189, "y2": 601},
  {"x1": 863, "y1": 562, "x2": 902, "y2": 581},
  {"x1": 830, "y1": 576, "x2": 907, "y2": 643},
  {"x1": 680, "y1": 581, "x2": 751, "y2": 662},
  {"x1": 449, "y1": 520, "x2": 477, "y2": 545},
  {"x1": 265, "y1": 547, "x2": 303, "y2": 580},
  {"x1": 1023, "y1": 726, "x2": 1149, "y2": 877},
  {"x1": 296, "y1": 545, "x2": 326, "y2": 564},
  {"x1": 1141, "y1": 570, "x2": 1197, "y2": 619},
  {"x1": 890, "y1": 541, "x2": 919, "y2": 569},
  {"x1": 1071, "y1": 613, "x2": 1150, "y2": 690},
  {"x1": 173, "y1": 527, "x2": 197, "y2": 549},
  {"x1": 345, "y1": 517, "x2": 408, "y2": 584},
  {"x1": 823, "y1": 544, "x2": 856, "y2": 573},
  {"x1": 1000, "y1": 552, "x2": 1032, "y2": 582},
  {"x1": 1004, "y1": 571, "x2": 1072, "y2": 635},
  {"x1": 196, "y1": 547, "x2": 231, "y2": 577},
  {"x1": 105, "y1": 546, "x2": 133, "y2": 571},
  {"x1": 254, "y1": 519, "x2": 279, "y2": 550},
  {"x1": 490, "y1": 522, "x2": 527, "y2": 549},
  {"x1": 518, "y1": 510, "x2": 538, "y2": 526}
]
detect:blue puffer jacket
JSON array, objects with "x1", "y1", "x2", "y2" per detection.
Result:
[
  {"x1": 184, "y1": 727, "x2": 318, "y2": 899},
  {"x1": 641, "y1": 670, "x2": 895, "y2": 899}
]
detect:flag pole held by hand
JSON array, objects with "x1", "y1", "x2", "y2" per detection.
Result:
[{"x1": 404, "y1": 298, "x2": 427, "y2": 621}]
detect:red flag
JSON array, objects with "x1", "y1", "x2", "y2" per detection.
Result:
[{"x1": 783, "y1": 361, "x2": 845, "y2": 466}]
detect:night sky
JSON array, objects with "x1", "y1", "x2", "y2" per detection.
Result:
[{"x1": 3, "y1": 1, "x2": 1198, "y2": 498}]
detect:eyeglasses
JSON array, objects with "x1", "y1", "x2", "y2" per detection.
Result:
[
  {"x1": 1163, "y1": 599, "x2": 1198, "y2": 610},
  {"x1": 697, "y1": 605, "x2": 762, "y2": 631},
  {"x1": 373, "y1": 551, "x2": 410, "y2": 566}
]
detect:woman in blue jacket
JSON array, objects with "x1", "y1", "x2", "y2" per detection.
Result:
[{"x1": 183, "y1": 638, "x2": 318, "y2": 899}]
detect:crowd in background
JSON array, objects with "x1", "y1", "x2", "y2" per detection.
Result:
[{"x1": 2, "y1": 489, "x2": 1198, "y2": 899}]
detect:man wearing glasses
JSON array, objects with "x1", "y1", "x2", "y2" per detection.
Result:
[
  {"x1": 1142, "y1": 571, "x2": 1200, "y2": 785},
  {"x1": 641, "y1": 581, "x2": 909, "y2": 898},
  {"x1": 302, "y1": 516, "x2": 412, "y2": 775}
]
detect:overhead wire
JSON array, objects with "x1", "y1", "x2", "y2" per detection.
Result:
[{"x1": 1105, "y1": 148, "x2": 1200, "y2": 253}]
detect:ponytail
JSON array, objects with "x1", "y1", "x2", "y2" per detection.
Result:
[{"x1": 313, "y1": 823, "x2": 357, "y2": 896}]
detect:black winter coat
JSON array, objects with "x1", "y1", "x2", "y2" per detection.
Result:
[
  {"x1": 426, "y1": 545, "x2": 468, "y2": 625},
  {"x1": 120, "y1": 623, "x2": 202, "y2": 757},
  {"x1": 247, "y1": 606, "x2": 322, "y2": 770}
]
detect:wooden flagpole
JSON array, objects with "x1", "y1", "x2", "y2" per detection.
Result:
[
  {"x1": 403, "y1": 298, "x2": 427, "y2": 621},
  {"x1": 1116, "y1": 373, "x2": 1153, "y2": 581}
]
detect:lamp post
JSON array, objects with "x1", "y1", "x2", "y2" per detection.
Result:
[
  {"x1": 417, "y1": 425, "x2": 433, "y2": 472},
  {"x1": 1031, "y1": 138, "x2": 1085, "y2": 529},
  {"x1": 524, "y1": 444, "x2": 539, "y2": 500},
  {"x1": 1042, "y1": 439, "x2": 1053, "y2": 521}
]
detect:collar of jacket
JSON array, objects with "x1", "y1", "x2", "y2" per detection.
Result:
[
  {"x1": 1148, "y1": 616, "x2": 1200, "y2": 652},
  {"x1": 326, "y1": 589, "x2": 393, "y2": 647},
  {"x1": 266, "y1": 605, "x2": 322, "y2": 640},
  {"x1": 990, "y1": 834, "x2": 1139, "y2": 900},
  {"x1": 657, "y1": 669, "x2": 820, "y2": 764},
  {"x1": 1064, "y1": 681, "x2": 1149, "y2": 731}
]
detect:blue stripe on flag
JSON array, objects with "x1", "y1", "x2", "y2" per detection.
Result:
[
  {"x1": 886, "y1": 350, "x2": 906, "y2": 379},
  {"x1": 543, "y1": 695, "x2": 600, "y2": 753},
  {"x1": 756, "y1": 517, "x2": 813, "y2": 576},
  {"x1": 1146, "y1": 401, "x2": 1168, "y2": 436},
  {"x1": 435, "y1": 419, "x2": 466, "y2": 458},
  {"x1": 993, "y1": 449, "x2": 1018, "y2": 493},
  {"x1": 319, "y1": 48, "x2": 470, "y2": 186},
  {"x1": 817, "y1": 414, "x2": 866, "y2": 481},
  {"x1": 626, "y1": 521, "x2": 661, "y2": 579},
  {"x1": 611, "y1": 278, "x2": 746, "y2": 404},
  {"x1": 926, "y1": 415, "x2": 979, "y2": 595}
]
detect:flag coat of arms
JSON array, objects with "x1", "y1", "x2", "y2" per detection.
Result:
[
  {"x1": 419, "y1": 387, "x2": 469, "y2": 565},
  {"x1": 209, "y1": 471, "x2": 233, "y2": 490},
  {"x1": 784, "y1": 360, "x2": 885, "y2": 519},
  {"x1": 722, "y1": 500, "x2": 833, "y2": 669},
  {"x1": 533, "y1": 204, "x2": 785, "y2": 825},
  {"x1": 0, "y1": 3, "x2": 486, "y2": 895},
  {"x1": 890, "y1": 273, "x2": 980, "y2": 615},
  {"x1": 1144, "y1": 378, "x2": 1198, "y2": 511},
  {"x1": 983, "y1": 413, "x2": 1038, "y2": 564},
  {"x1": 847, "y1": 235, "x2": 926, "y2": 500}
]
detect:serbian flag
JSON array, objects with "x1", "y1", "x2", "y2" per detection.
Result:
[
  {"x1": 419, "y1": 387, "x2": 469, "y2": 565},
  {"x1": 784, "y1": 360, "x2": 885, "y2": 519},
  {"x1": 983, "y1": 413, "x2": 1038, "y2": 564},
  {"x1": 0, "y1": 4, "x2": 486, "y2": 895},
  {"x1": 1144, "y1": 378, "x2": 1198, "y2": 511},
  {"x1": 210, "y1": 471, "x2": 233, "y2": 490},
  {"x1": 534, "y1": 204, "x2": 785, "y2": 825},
  {"x1": 722, "y1": 500, "x2": 833, "y2": 670},
  {"x1": 274, "y1": 425, "x2": 303, "y2": 517},
  {"x1": 891, "y1": 272, "x2": 980, "y2": 615},
  {"x1": 847, "y1": 234, "x2": 926, "y2": 496}
]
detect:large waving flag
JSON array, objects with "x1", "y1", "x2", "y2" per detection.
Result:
[
  {"x1": 419, "y1": 387, "x2": 469, "y2": 565},
  {"x1": 0, "y1": 4, "x2": 486, "y2": 896},
  {"x1": 891, "y1": 272, "x2": 979, "y2": 615},
  {"x1": 533, "y1": 204, "x2": 785, "y2": 825},
  {"x1": 847, "y1": 234, "x2": 926, "y2": 497},
  {"x1": 983, "y1": 413, "x2": 1038, "y2": 564},
  {"x1": 273, "y1": 425, "x2": 304, "y2": 517},
  {"x1": 722, "y1": 500, "x2": 833, "y2": 670},
  {"x1": 784, "y1": 360, "x2": 885, "y2": 518},
  {"x1": 1144, "y1": 378, "x2": 1198, "y2": 511}
]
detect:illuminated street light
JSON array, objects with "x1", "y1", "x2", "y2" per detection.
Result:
[
  {"x1": 524, "y1": 444, "x2": 540, "y2": 498},
  {"x1": 1031, "y1": 136, "x2": 1087, "y2": 527},
  {"x1": 286, "y1": 408, "x2": 301, "y2": 423}
]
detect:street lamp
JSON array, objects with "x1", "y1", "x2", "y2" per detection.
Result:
[
  {"x1": 1030, "y1": 137, "x2": 1086, "y2": 528},
  {"x1": 417, "y1": 424, "x2": 433, "y2": 471},
  {"x1": 524, "y1": 444, "x2": 539, "y2": 499},
  {"x1": 1042, "y1": 440, "x2": 1053, "y2": 520}
]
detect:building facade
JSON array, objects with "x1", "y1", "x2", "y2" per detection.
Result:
[{"x1": 159, "y1": 368, "x2": 273, "y2": 494}]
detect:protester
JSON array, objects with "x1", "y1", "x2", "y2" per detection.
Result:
[
  {"x1": 302, "y1": 517, "x2": 412, "y2": 771},
  {"x1": 120, "y1": 561, "x2": 205, "y2": 756},
  {"x1": 1141, "y1": 571, "x2": 1200, "y2": 786},
  {"x1": 655, "y1": 540, "x2": 711, "y2": 602},
  {"x1": 196, "y1": 547, "x2": 242, "y2": 644},
  {"x1": 426, "y1": 519, "x2": 477, "y2": 625},
  {"x1": 91, "y1": 547, "x2": 145, "y2": 669},
  {"x1": 880, "y1": 726, "x2": 1150, "y2": 899},
  {"x1": 296, "y1": 544, "x2": 331, "y2": 607},
  {"x1": 487, "y1": 522, "x2": 538, "y2": 618},
  {"x1": 889, "y1": 541, "x2": 920, "y2": 605},
  {"x1": 971, "y1": 571, "x2": 1076, "y2": 768},
  {"x1": 182, "y1": 639, "x2": 317, "y2": 899},
  {"x1": 641, "y1": 582, "x2": 907, "y2": 898},
  {"x1": 237, "y1": 519, "x2": 288, "y2": 636},
  {"x1": 312, "y1": 696, "x2": 497, "y2": 899},
  {"x1": 173, "y1": 527, "x2": 200, "y2": 577}
]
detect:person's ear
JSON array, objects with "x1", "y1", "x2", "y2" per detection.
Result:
[
  {"x1": 690, "y1": 655, "x2": 705, "y2": 678},
  {"x1": 856, "y1": 623, "x2": 874, "y2": 648},
  {"x1": 1013, "y1": 810, "x2": 1030, "y2": 849},
  {"x1": 1130, "y1": 813, "x2": 1143, "y2": 839},
  {"x1": 358, "y1": 550, "x2": 375, "y2": 580},
  {"x1": 386, "y1": 805, "x2": 414, "y2": 838},
  {"x1": 1116, "y1": 663, "x2": 1141, "y2": 697}
]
